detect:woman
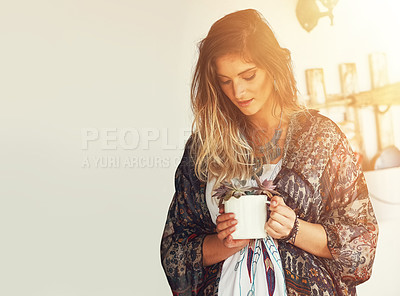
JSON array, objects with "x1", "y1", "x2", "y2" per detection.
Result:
[{"x1": 161, "y1": 9, "x2": 378, "y2": 296}]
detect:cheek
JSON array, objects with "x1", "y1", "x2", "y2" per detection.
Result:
[
  {"x1": 264, "y1": 76, "x2": 274, "y2": 90},
  {"x1": 256, "y1": 79, "x2": 272, "y2": 97}
]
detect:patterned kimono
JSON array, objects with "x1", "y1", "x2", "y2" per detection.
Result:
[{"x1": 160, "y1": 110, "x2": 378, "y2": 296}]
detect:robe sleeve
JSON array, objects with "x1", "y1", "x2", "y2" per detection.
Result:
[
  {"x1": 160, "y1": 141, "x2": 219, "y2": 295},
  {"x1": 320, "y1": 133, "x2": 379, "y2": 288}
]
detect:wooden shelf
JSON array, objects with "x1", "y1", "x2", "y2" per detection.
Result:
[
  {"x1": 352, "y1": 82, "x2": 400, "y2": 107},
  {"x1": 309, "y1": 82, "x2": 400, "y2": 109}
]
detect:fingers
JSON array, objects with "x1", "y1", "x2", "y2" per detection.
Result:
[
  {"x1": 269, "y1": 195, "x2": 293, "y2": 219},
  {"x1": 216, "y1": 212, "x2": 235, "y2": 224},
  {"x1": 266, "y1": 195, "x2": 296, "y2": 239},
  {"x1": 215, "y1": 213, "x2": 237, "y2": 241},
  {"x1": 270, "y1": 204, "x2": 294, "y2": 220},
  {"x1": 269, "y1": 210, "x2": 291, "y2": 227},
  {"x1": 223, "y1": 237, "x2": 250, "y2": 249},
  {"x1": 216, "y1": 222, "x2": 237, "y2": 241},
  {"x1": 265, "y1": 214, "x2": 292, "y2": 239},
  {"x1": 215, "y1": 212, "x2": 249, "y2": 249},
  {"x1": 270, "y1": 195, "x2": 285, "y2": 208},
  {"x1": 264, "y1": 223, "x2": 281, "y2": 238}
]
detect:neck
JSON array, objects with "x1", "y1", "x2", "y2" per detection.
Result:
[
  {"x1": 246, "y1": 105, "x2": 290, "y2": 151},
  {"x1": 248, "y1": 105, "x2": 283, "y2": 133},
  {"x1": 248, "y1": 90, "x2": 282, "y2": 130}
]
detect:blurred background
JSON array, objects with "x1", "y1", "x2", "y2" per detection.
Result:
[{"x1": 1, "y1": 0, "x2": 399, "y2": 295}]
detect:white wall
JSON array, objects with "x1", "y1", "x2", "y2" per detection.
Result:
[{"x1": 1, "y1": 1, "x2": 399, "y2": 295}]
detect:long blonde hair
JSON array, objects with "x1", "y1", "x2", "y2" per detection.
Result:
[{"x1": 190, "y1": 9, "x2": 300, "y2": 185}]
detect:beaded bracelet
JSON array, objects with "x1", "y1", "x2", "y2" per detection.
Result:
[{"x1": 281, "y1": 215, "x2": 299, "y2": 244}]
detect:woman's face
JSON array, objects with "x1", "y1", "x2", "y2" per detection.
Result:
[{"x1": 215, "y1": 53, "x2": 274, "y2": 119}]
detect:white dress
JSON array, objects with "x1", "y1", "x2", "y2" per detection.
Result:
[{"x1": 206, "y1": 160, "x2": 287, "y2": 296}]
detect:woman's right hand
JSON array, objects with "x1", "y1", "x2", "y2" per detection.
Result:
[
  {"x1": 216, "y1": 207, "x2": 249, "y2": 249},
  {"x1": 203, "y1": 207, "x2": 249, "y2": 266}
]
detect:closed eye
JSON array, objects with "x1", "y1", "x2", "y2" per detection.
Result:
[
  {"x1": 218, "y1": 71, "x2": 256, "y2": 85},
  {"x1": 219, "y1": 79, "x2": 231, "y2": 85},
  {"x1": 243, "y1": 73, "x2": 256, "y2": 81}
]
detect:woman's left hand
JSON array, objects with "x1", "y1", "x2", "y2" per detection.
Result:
[{"x1": 265, "y1": 195, "x2": 296, "y2": 240}]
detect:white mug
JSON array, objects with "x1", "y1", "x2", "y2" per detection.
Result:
[{"x1": 224, "y1": 194, "x2": 269, "y2": 239}]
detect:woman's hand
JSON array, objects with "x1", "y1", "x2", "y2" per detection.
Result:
[
  {"x1": 265, "y1": 195, "x2": 296, "y2": 240},
  {"x1": 215, "y1": 207, "x2": 249, "y2": 249},
  {"x1": 203, "y1": 207, "x2": 249, "y2": 266},
  {"x1": 264, "y1": 196, "x2": 333, "y2": 258}
]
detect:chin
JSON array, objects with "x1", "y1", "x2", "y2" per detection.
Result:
[{"x1": 237, "y1": 107, "x2": 258, "y2": 116}]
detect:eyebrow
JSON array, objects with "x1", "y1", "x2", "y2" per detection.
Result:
[{"x1": 217, "y1": 67, "x2": 257, "y2": 78}]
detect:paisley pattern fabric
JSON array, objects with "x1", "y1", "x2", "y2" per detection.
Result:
[{"x1": 160, "y1": 110, "x2": 378, "y2": 296}]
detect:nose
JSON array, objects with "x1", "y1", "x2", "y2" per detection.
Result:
[{"x1": 233, "y1": 80, "x2": 246, "y2": 99}]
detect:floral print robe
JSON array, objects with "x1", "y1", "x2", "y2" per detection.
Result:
[{"x1": 160, "y1": 110, "x2": 378, "y2": 296}]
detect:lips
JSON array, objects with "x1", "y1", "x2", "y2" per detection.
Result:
[{"x1": 237, "y1": 98, "x2": 253, "y2": 107}]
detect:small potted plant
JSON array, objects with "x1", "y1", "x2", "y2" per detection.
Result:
[{"x1": 213, "y1": 175, "x2": 280, "y2": 239}]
